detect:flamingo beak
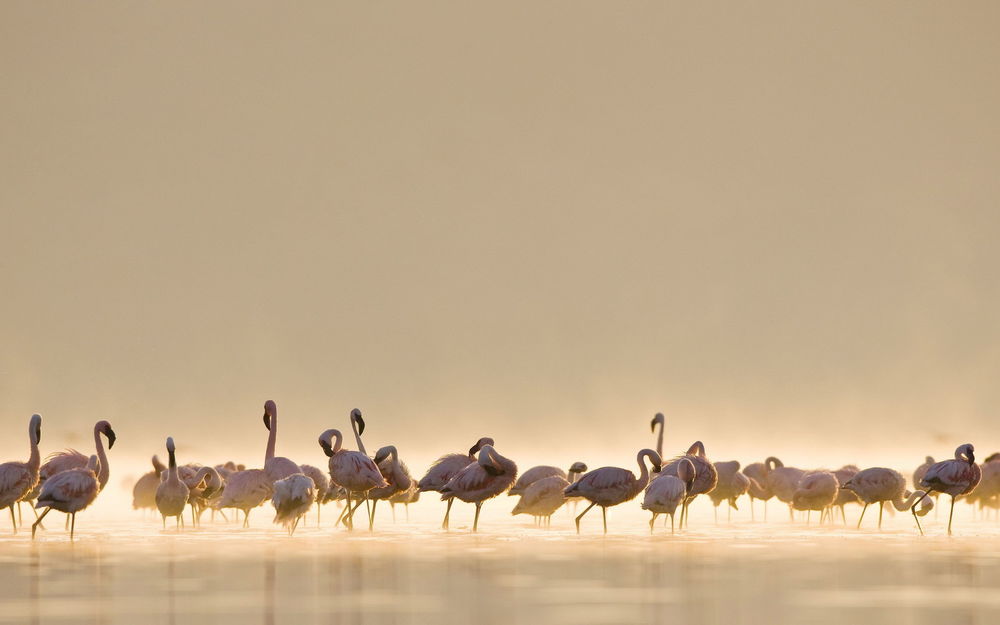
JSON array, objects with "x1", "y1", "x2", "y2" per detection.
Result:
[
  {"x1": 649, "y1": 418, "x2": 657, "y2": 433},
  {"x1": 374, "y1": 449, "x2": 388, "y2": 465},
  {"x1": 35, "y1": 423, "x2": 41, "y2": 444},
  {"x1": 319, "y1": 439, "x2": 334, "y2": 457},
  {"x1": 653, "y1": 462, "x2": 662, "y2": 473},
  {"x1": 105, "y1": 427, "x2": 117, "y2": 449},
  {"x1": 355, "y1": 415, "x2": 366, "y2": 436},
  {"x1": 263, "y1": 413, "x2": 271, "y2": 431}
]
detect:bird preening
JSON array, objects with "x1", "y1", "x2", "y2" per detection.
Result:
[{"x1": 2, "y1": 407, "x2": 994, "y2": 541}]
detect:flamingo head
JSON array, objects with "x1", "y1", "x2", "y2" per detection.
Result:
[
  {"x1": 677, "y1": 457, "x2": 696, "y2": 488},
  {"x1": 263, "y1": 400, "x2": 277, "y2": 430},
  {"x1": 349, "y1": 409, "x2": 365, "y2": 435},
  {"x1": 568, "y1": 461, "x2": 588, "y2": 475},
  {"x1": 29, "y1": 414, "x2": 41, "y2": 444},
  {"x1": 373, "y1": 445, "x2": 396, "y2": 465},
  {"x1": 318, "y1": 429, "x2": 341, "y2": 457},
  {"x1": 97, "y1": 420, "x2": 116, "y2": 449},
  {"x1": 956, "y1": 443, "x2": 975, "y2": 465},
  {"x1": 478, "y1": 445, "x2": 504, "y2": 476},
  {"x1": 166, "y1": 436, "x2": 175, "y2": 452},
  {"x1": 765, "y1": 456, "x2": 783, "y2": 472},
  {"x1": 984, "y1": 452, "x2": 1000, "y2": 464},
  {"x1": 686, "y1": 441, "x2": 707, "y2": 458},
  {"x1": 650, "y1": 413, "x2": 665, "y2": 432},
  {"x1": 469, "y1": 437, "x2": 495, "y2": 457}
]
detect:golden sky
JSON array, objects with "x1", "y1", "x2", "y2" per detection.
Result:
[{"x1": 2, "y1": 2, "x2": 999, "y2": 472}]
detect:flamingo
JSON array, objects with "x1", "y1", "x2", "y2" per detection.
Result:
[
  {"x1": 660, "y1": 442, "x2": 718, "y2": 527},
  {"x1": 764, "y1": 457, "x2": 804, "y2": 520},
  {"x1": 155, "y1": 438, "x2": 189, "y2": 530},
  {"x1": 34, "y1": 420, "x2": 116, "y2": 502},
  {"x1": 271, "y1": 473, "x2": 315, "y2": 535},
  {"x1": 177, "y1": 465, "x2": 223, "y2": 526},
  {"x1": 131, "y1": 456, "x2": 167, "y2": 512},
  {"x1": 439, "y1": 444, "x2": 518, "y2": 532},
  {"x1": 975, "y1": 454, "x2": 1000, "y2": 521},
  {"x1": 389, "y1": 484, "x2": 420, "y2": 521},
  {"x1": 650, "y1": 412, "x2": 666, "y2": 458},
  {"x1": 32, "y1": 455, "x2": 100, "y2": 540},
  {"x1": 0, "y1": 414, "x2": 42, "y2": 532},
  {"x1": 320, "y1": 411, "x2": 386, "y2": 531},
  {"x1": 831, "y1": 465, "x2": 860, "y2": 523},
  {"x1": 368, "y1": 445, "x2": 412, "y2": 530},
  {"x1": 512, "y1": 475, "x2": 571, "y2": 526},
  {"x1": 216, "y1": 468, "x2": 274, "y2": 528},
  {"x1": 842, "y1": 467, "x2": 933, "y2": 534},
  {"x1": 262, "y1": 400, "x2": 301, "y2": 482},
  {"x1": 417, "y1": 436, "x2": 495, "y2": 530},
  {"x1": 642, "y1": 456, "x2": 693, "y2": 534},
  {"x1": 509, "y1": 466, "x2": 566, "y2": 496},
  {"x1": 742, "y1": 462, "x2": 773, "y2": 521},
  {"x1": 912, "y1": 455, "x2": 939, "y2": 515},
  {"x1": 708, "y1": 461, "x2": 749, "y2": 523},
  {"x1": 791, "y1": 471, "x2": 838, "y2": 523},
  {"x1": 565, "y1": 448, "x2": 661, "y2": 535},
  {"x1": 298, "y1": 464, "x2": 330, "y2": 525},
  {"x1": 918, "y1": 443, "x2": 982, "y2": 535}
]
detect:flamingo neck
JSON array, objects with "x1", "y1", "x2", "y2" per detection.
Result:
[
  {"x1": 265, "y1": 412, "x2": 278, "y2": 463},
  {"x1": 167, "y1": 446, "x2": 180, "y2": 483},
  {"x1": 635, "y1": 451, "x2": 652, "y2": 487},
  {"x1": 351, "y1": 418, "x2": 367, "y2": 456},
  {"x1": 93, "y1": 424, "x2": 110, "y2": 489},
  {"x1": 892, "y1": 490, "x2": 924, "y2": 512},
  {"x1": 655, "y1": 423, "x2": 664, "y2": 459},
  {"x1": 27, "y1": 427, "x2": 40, "y2": 473}
]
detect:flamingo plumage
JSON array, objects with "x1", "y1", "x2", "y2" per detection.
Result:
[
  {"x1": 131, "y1": 455, "x2": 167, "y2": 512},
  {"x1": 33, "y1": 455, "x2": 100, "y2": 540},
  {"x1": 642, "y1": 456, "x2": 693, "y2": 534},
  {"x1": 842, "y1": 467, "x2": 933, "y2": 534},
  {"x1": 417, "y1": 436, "x2": 494, "y2": 530},
  {"x1": 566, "y1": 449, "x2": 661, "y2": 535},
  {"x1": 918, "y1": 443, "x2": 981, "y2": 535},
  {"x1": 271, "y1": 473, "x2": 315, "y2": 535},
  {"x1": 0, "y1": 414, "x2": 42, "y2": 533},
  {"x1": 439, "y1": 444, "x2": 517, "y2": 532}
]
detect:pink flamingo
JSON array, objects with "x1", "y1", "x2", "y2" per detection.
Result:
[
  {"x1": 642, "y1": 456, "x2": 693, "y2": 534},
  {"x1": 417, "y1": 436, "x2": 494, "y2": 530},
  {"x1": 32, "y1": 455, "x2": 100, "y2": 540},
  {"x1": 0, "y1": 414, "x2": 42, "y2": 532},
  {"x1": 831, "y1": 465, "x2": 860, "y2": 523},
  {"x1": 262, "y1": 400, "x2": 301, "y2": 482},
  {"x1": 319, "y1": 410, "x2": 387, "y2": 531},
  {"x1": 842, "y1": 467, "x2": 933, "y2": 534},
  {"x1": 918, "y1": 443, "x2": 982, "y2": 535},
  {"x1": 131, "y1": 456, "x2": 166, "y2": 512},
  {"x1": 565, "y1": 449, "x2": 661, "y2": 535},
  {"x1": 511, "y1": 475, "x2": 571, "y2": 527},
  {"x1": 764, "y1": 457, "x2": 804, "y2": 520},
  {"x1": 742, "y1": 461, "x2": 773, "y2": 521},
  {"x1": 660, "y1": 442, "x2": 718, "y2": 527},
  {"x1": 709, "y1": 460, "x2": 749, "y2": 523},
  {"x1": 439, "y1": 445, "x2": 518, "y2": 532},
  {"x1": 791, "y1": 471, "x2": 838, "y2": 523},
  {"x1": 155, "y1": 438, "x2": 189, "y2": 530},
  {"x1": 35, "y1": 420, "x2": 116, "y2": 498},
  {"x1": 650, "y1": 413, "x2": 666, "y2": 458},
  {"x1": 271, "y1": 473, "x2": 315, "y2": 535},
  {"x1": 298, "y1": 464, "x2": 330, "y2": 525},
  {"x1": 369, "y1": 445, "x2": 413, "y2": 530}
]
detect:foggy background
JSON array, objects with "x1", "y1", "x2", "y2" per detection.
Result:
[{"x1": 3, "y1": 2, "x2": 999, "y2": 484}]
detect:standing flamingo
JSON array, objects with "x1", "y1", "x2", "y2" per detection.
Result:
[
  {"x1": 262, "y1": 400, "x2": 301, "y2": 482},
  {"x1": 217, "y1": 468, "x2": 273, "y2": 527},
  {"x1": 742, "y1": 462, "x2": 773, "y2": 521},
  {"x1": 132, "y1": 456, "x2": 167, "y2": 512},
  {"x1": 831, "y1": 465, "x2": 860, "y2": 523},
  {"x1": 660, "y1": 442, "x2": 718, "y2": 527},
  {"x1": 791, "y1": 471, "x2": 839, "y2": 523},
  {"x1": 918, "y1": 443, "x2": 982, "y2": 535},
  {"x1": 708, "y1": 461, "x2": 749, "y2": 523},
  {"x1": 368, "y1": 445, "x2": 413, "y2": 530},
  {"x1": 642, "y1": 456, "x2": 693, "y2": 534},
  {"x1": 32, "y1": 455, "x2": 100, "y2": 540},
  {"x1": 35, "y1": 420, "x2": 116, "y2": 497},
  {"x1": 0, "y1": 414, "x2": 42, "y2": 532},
  {"x1": 177, "y1": 465, "x2": 223, "y2": 526},
  {"x1": 565, "y1": 449, "x2": 661, "y2": 535},
  {"x1": 439, "y1": 445, "x2": 518, "y2": 532},
  {"x1": 271, "y1": 473, "x2": 316, "y2": 535},
  {"x1": 842, "y1": 467, "x2": 933, "y2": 534},
  {"x1": 764, "y1": 457, "x2": 804, "y2": 520},
  {"x1": 298, "y1": 465, "x2": 330, "y2": 525},
  {"x1": 512, "y1": 475, "x2": 571, "y2": 526},
  {"x1": 389, "y1": 484, "x2": 420, "y2": 521},
  {"x1": 155, "y1": 438, "x2": 189, "y2": 530},
  {"x1": 320, "y1": 413, "x2": 386, "y2": 531},
  {"x1": 417, "y1": 437, "x2": 494, "y2": 530}
]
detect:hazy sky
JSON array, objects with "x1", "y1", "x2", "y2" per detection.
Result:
[{"x1": 2, "y1": 2, "x2": 999, "y2": 473}]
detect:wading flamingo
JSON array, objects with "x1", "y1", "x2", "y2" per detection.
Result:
[
  {"x1": 708, "y1": 461, "x2": 749, "y2": 523},
  {"x1": 565, "y1": 449, "x2": 661, "y2": 535},
  {"x1": 742, "y1": 462, "x2": 773, "y2": 521},
  {"x1": 320, "y1": 414, "x2": 386, "y2": 531},
  {"x1": 842, "y1": 467, "x2": 933, "y2": 534},
  {"x1": 660, "y1": 442, "x2": 717, "y2": 527},
  {"x1": 792, "y1": 471, "x2": 838, "y2": 523},
  {"x1": 440, "y1": 445, "x2": 518, "y2": 532},
  {"x1": 0, "y1": 414, "x2": 42, "y2": 532},
  {"x1": 642, "y1": 456, "x2": 693, "y2": 534},
  {"x1": 389, "y1": 484, "x2": 420, "y2": 521},
  {"x1": 35, "y1": 420, "x2": 116, "y2": 500},
  {"x1": 512, "y1": 475, "x2": 570, "y2": 526},
  {"x1": 155, "y1": 438, "x2": 189, "y2": 530},
  {"x1": 298, "y1": 464, "x2": 330, "y2": 525},
  {"x1": 131, "y1": 456, "x2": 166, "y2": 512},
  {"x1": 178, "y1": 465, "x2": 222, "y2": 526},
  {"x1": 831, "y1": 465, "x2": 860, "y2": 523},
  {"x1": 764, "y1": 457, "x2": 804, "y2": 521},
  {"x1": 271, "y1": 473, "x2": 315, "y2": 535},
  {"x1": 369, "y1": 445, "x2": 413, "y2": 530},
  {"x1": 33, "y1": 455, "x2": 100, "y2": 540},
  {"x1": 918, "y1": 444, "x2": 982, "y2": 535},
  {"x1": 262, "y1": 400, "x2": 301, "y2": 482},
  {"x1": 417, "y1": 437, "x2": 494, "y2": 530}
]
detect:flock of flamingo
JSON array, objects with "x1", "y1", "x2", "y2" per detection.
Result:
[{"x1": 0, "y1": 404, "x2": 996, "y2": 540}]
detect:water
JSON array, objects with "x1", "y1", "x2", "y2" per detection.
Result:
[{"x1": 3, "y1": 503, "x2": 1000, "y2": 625}]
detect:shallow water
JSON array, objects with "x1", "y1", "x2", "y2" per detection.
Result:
[{"x1": 3, "y1": 503, "x2": 1000, "y2": 625}]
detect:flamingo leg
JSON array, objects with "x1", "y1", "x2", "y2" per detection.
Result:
[
  {"x1": 162, "y1": 515, "x2": 166, "y2": 529},
  {"x1": 575, "y1": 502, "x2": 597, "y2": 534},
  {"x1": 671, "y1": 513, "x2": 675, "y2": 535},
  {"x1": 750, "y1": 498, "x2": 755, "y2": 522},
  {"x1": 391, "y1": 503, "x2": 396, "y2": 524},
  {"x1": 878, "y1": 502, "x2": 884, "y2": 529},
  {"x1": 65, "y1": 514, "x2": 70, "y2": 531},
  {"x1": 649, "y1": 513, "x2": 658, "y2": 534},
  {"x1": 948, "y1": 496, "x2": 956, "y2": 536},
  {"x1": 17, "y1": 502, "x2": 22, "y2": 528},
  {"x1": 912, "y1": 504, "x2": 924, "y2": 536},
  {"x1": 442, "y1": 498, "x2": 454, "y2": 531},
  {"x1": 714, "y1": 505, "x2": 718, "y2": 525},
  {"x1": 473, "y1": 502, "x2": 482, "y2": 533},
  {"x1": 70, "y1": 513, "x2": 76, "y2": 540},
  {"x1": 341, "y1": 494, "x2": 353, "y2": 529},
  {"x1": 601, "y1": 506, "x2": 607, "y2": 535},
  {"x1": 764, "y1": 499, "x2": 768, "y2": 522},
  {"x1": 857, "y1": 504, "x2": 868, "y2": 529},
  {"x1": 244, "y1": 509, "x2": 250, "y2": 528},
  {"x1": 369, "y1": 499, "x2": 378, "y2": 532},
  {"x1": 336, "y1": 496, "x2": 349, "y2": 528},
  {"x1": 405, "y1": 504, "x2": 410, "y2": 522},
  {"x1": 31, "y1": 508, "x2": 52, "y2": 539},
  {"x1": 9, "y1": 506, "x2": 16, "y2": 534}
]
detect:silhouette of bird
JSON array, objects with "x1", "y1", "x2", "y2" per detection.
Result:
[
  {"x1": 368, "y1": 445, "x2": 413, "y2": 531},
  {"x1": 709, "y1": 460, "x2": 749, "y2": 523},
  {"x1": 271, "y1": 473, "x2": 315, "y2": 535},
  {"x1": 320, "y1": 410, "x2": 386, "y2": 531},
  {"x1": 792, "y1": 471, "x2": 839, "y2": 523},
  {"x1": 155, "y1": 438, "x2": 189, "y2": 530},
  {"x1": 512, "y1": 475, "x2": 570, "y2": 526},
  {"x1": 417, "y1": 437, "x2": 494, "y2": 530},
  {"x1": 842, "y1": 467, "x2": 933, "y2": 534},
  {"x1": 262, "y1": 400, "x2": 301, "y2": 482},
  {"x1": 660, "y1": 442, "x2": 718, "y2": 527},
  {"x1": 132, "y1": 456, "x2": 166, "y2": 512},
  {"x1": 764, "y1": 457, "x2": 804, "y2": 521},
  {"x1": 918, "y1": 443, "x2": 982, "y2": 535},
  {"x1": 0, "y1": 414, "x2": 42, "y2": 533},
  {"x1": 642, "y1": 456, "x2": 693, "y2": 534},
  {"x1": 439, "y1": 445, "x2": 517, "y2": 532},
  {"x1": 566, "y1": 449, "x2": 661, "y2": 535},
  {"x1": 33, "y1": 455, "x2": 100, "y2": 540}
]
